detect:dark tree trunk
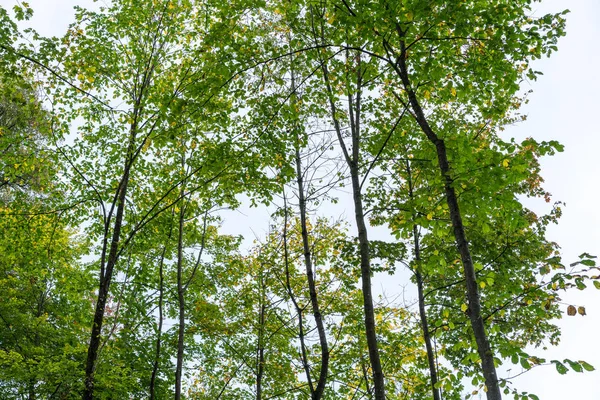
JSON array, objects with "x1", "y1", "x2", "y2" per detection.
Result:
[
  {"x1": 406, "y1": 160, "x2": 441, "y2": 400},
  {"x1": 347, "y1": 51, "x2": 385, "y2": 400},
  {"x1": 295, "y1": 147, "x2": 330, "y2": 400},
  {"x1": 282, "y1": 191, "x2": 314, "y2": 395},
  {"x1": 395, "y1": 38, "x2": 502, "y2": 400},
  {"x1": 256, "y1": 300, "x2": 265, "y2": 400},
  {"x1": 174, "y1": 201, "x2": 186, "y2": 400},
  {"x1": 349, "y1": 167, "x2": 386, "y2": 400},
  {"x1": 83, "y1": 121, "x2": 137, "y2": 400},
  {"x1": 150, "y1": 217, "x2": 173, "y2": 400},
  {"x1": 314, "y1": 43, "x2": 386, "y2": 399},
  {"x1": 290, "y1": 57, "x2": 330, "y2": 399}
]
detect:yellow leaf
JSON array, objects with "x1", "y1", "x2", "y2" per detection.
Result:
[
  {"x1": 480, "y1": 281, "x2": 486, "y2": 289},
  {"x1": 426, "y1": 213, "x2": 433, "y2": 220},
  {"x1": 450, "y1": 87, "x2": 456, "y2": 97},
  {"x1": 502, "y1": 159, "x2": 509, "y2": 167},
  {"x1": 461, "y1": 303, "x2": 468, "y2": 312}
]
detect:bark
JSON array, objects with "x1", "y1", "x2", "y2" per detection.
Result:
[
  {"x1": 149, "y1": 255, "x2": 165, "y2": 400},
  {"x1": 315, "y1": 43, "x2": 385, "y2": 399},
  {"x1": 350, "y1": 166, "x2": 385, "y2": 400},
  {"x1": 256, "y1": 299, "x2": 265, "y2": 400},
  {"x1": 295, "y1": 147, "x2": 330, "y2": 400},
  {"x1": 150, "y1": 216, "x2": 173, "y2": 400},
  {"x1": 291, "y1": 56, "x2": 329, "y2": 399},
  {"x1": 83, "y1": 122, "x2": 137, "y2": 400},
  {"x1": 174, "y1": 199, "x2": 186, "y2": 400},
  {"x1": 347, "y1": 51, "x2": 385, "y2": 400},
  {"x1": 282, "y1": 192, "x2": 314, "y2": 394},
  {"x1": 395, "y1": 37, "x2": 502, "y2": 400},
  {"x1": 406, "y1": 161, "x2": 441, "y2": 400}
]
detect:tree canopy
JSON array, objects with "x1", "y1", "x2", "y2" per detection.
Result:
[{"x1": 0, "y1": 1, "x2": 597, "y2": 399}]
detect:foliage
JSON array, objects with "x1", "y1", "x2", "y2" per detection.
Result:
[{"x1": 0, "y1": 1, "x2": 595, "y2": 399}]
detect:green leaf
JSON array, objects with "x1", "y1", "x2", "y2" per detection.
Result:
[
  {"x1": 553, "y1": 361, "x2": 568, "y2": 375},
  {"x1": 579, "y1": 361, "x2": 595, "y2": 372},
  {"x1": 565, "y1": 359, "x2": 583, "y2": 373}
]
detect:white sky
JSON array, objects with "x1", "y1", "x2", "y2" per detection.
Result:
[{"x1": 3, "y1": 0, "x2": 598, "y2": 398}]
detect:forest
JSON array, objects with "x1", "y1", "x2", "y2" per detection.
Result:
[{"x1": 0, "y1": 0, "x2": 598, "y2": 399}]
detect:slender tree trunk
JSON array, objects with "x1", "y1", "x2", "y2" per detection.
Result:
[
  {"x1": 294, "y1": 147, "x2": 330, "y2": 399},
  {"x1": 349, "y1": 166, "x2": 385, "y2": 400},
  {"x1": 347, "y1": 51, "x2": 385, "y2": 400},
  {"x1": 291, "y1": 57, "x2": 329, "y2": 399},
  {"x1": 406, "y1": 161, "x2": 441, "y2": 400},
  {"x1": 83, "y1": 121, "x2": 137, "y2": 400},
  {"x1": 282, "y1": 192, "x2": 314, "y2": 395},
  {"x1": 175, "y1": 199, "x2": 186, "y2": 400},
  {"x1": 314, "y1": 42, "x2": 385, "y2": 399},
  {"x1": 149, "y1": 256, "x2": 165, "y2": 400},
  {"x1": 256, "y1": 295, "x2": 265, "y2": 400},
  {"x1": 395, "y1": 38, "x2": 502, "y2": 400},
  {"x1": 415, "y1": 268, "x2": 441, "y2": 400},
  {"x1": 150, "y1": 216, "x2": 173, "y2": 400}
]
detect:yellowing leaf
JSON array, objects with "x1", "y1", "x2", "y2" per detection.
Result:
[
  {"x1": 502, "y1": 159, "x2": 509, "y2": 167},
  {"x1": 461, "y1": 303, "x2": 468, "y2": 312}
]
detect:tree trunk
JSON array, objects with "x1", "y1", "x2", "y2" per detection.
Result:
[
  {"x1": 350, "y1": 167, "x2": 386, "y2": 400},
  {"x1": 282, "y1": 191, "x2": 314, "y2": 395},
  {"x1": 175, "y1": 200, "x2": 186, "y2": 400},
  {"x1": 315, "y1": 44, "x2": 386, "y2": 399},
  {"x1": 295, "y1": 147, "x2": 330, "y2": 400},
  {"x1": 256, "y1": 300, "x2": 265, "y2": 400},
  {"x1": 150, "y1": 216, "x2": 173, "y2": 400},
  {"x1": 407, "y1": 160, "x2": 441, "y2": 400},
  {"x1": 83, "y1": 121, "x2": 137, "y2": 400},
  {"x1": 347, "y1": 51, "x2": 385, "y2": 400},
  {"x1": 395, "y1": 39, "x2": 502, "y2": 400},
  {"x1": 290, "y1": 56, "x2": 330, "y2": 399}
]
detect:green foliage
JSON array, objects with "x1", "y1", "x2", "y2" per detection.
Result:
[{"x1": 0, "y1": 1, "x2": 594, "y2": 399}]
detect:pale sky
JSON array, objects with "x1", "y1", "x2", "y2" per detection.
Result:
[{"x1": 3, "y1": 0, "x2": 598, "y2": 398}]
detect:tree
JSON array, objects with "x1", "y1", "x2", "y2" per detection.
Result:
[
  {"x1": 0, "y1": 49, "x2": 93, "y2": 399},
  {"x1": 0, "y1": 1, "x2": 595, "y2": 399}
]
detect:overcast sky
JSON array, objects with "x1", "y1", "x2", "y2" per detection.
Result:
[{"x1": 4, "y1": 0, "x2": 599, "y2": 398}]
